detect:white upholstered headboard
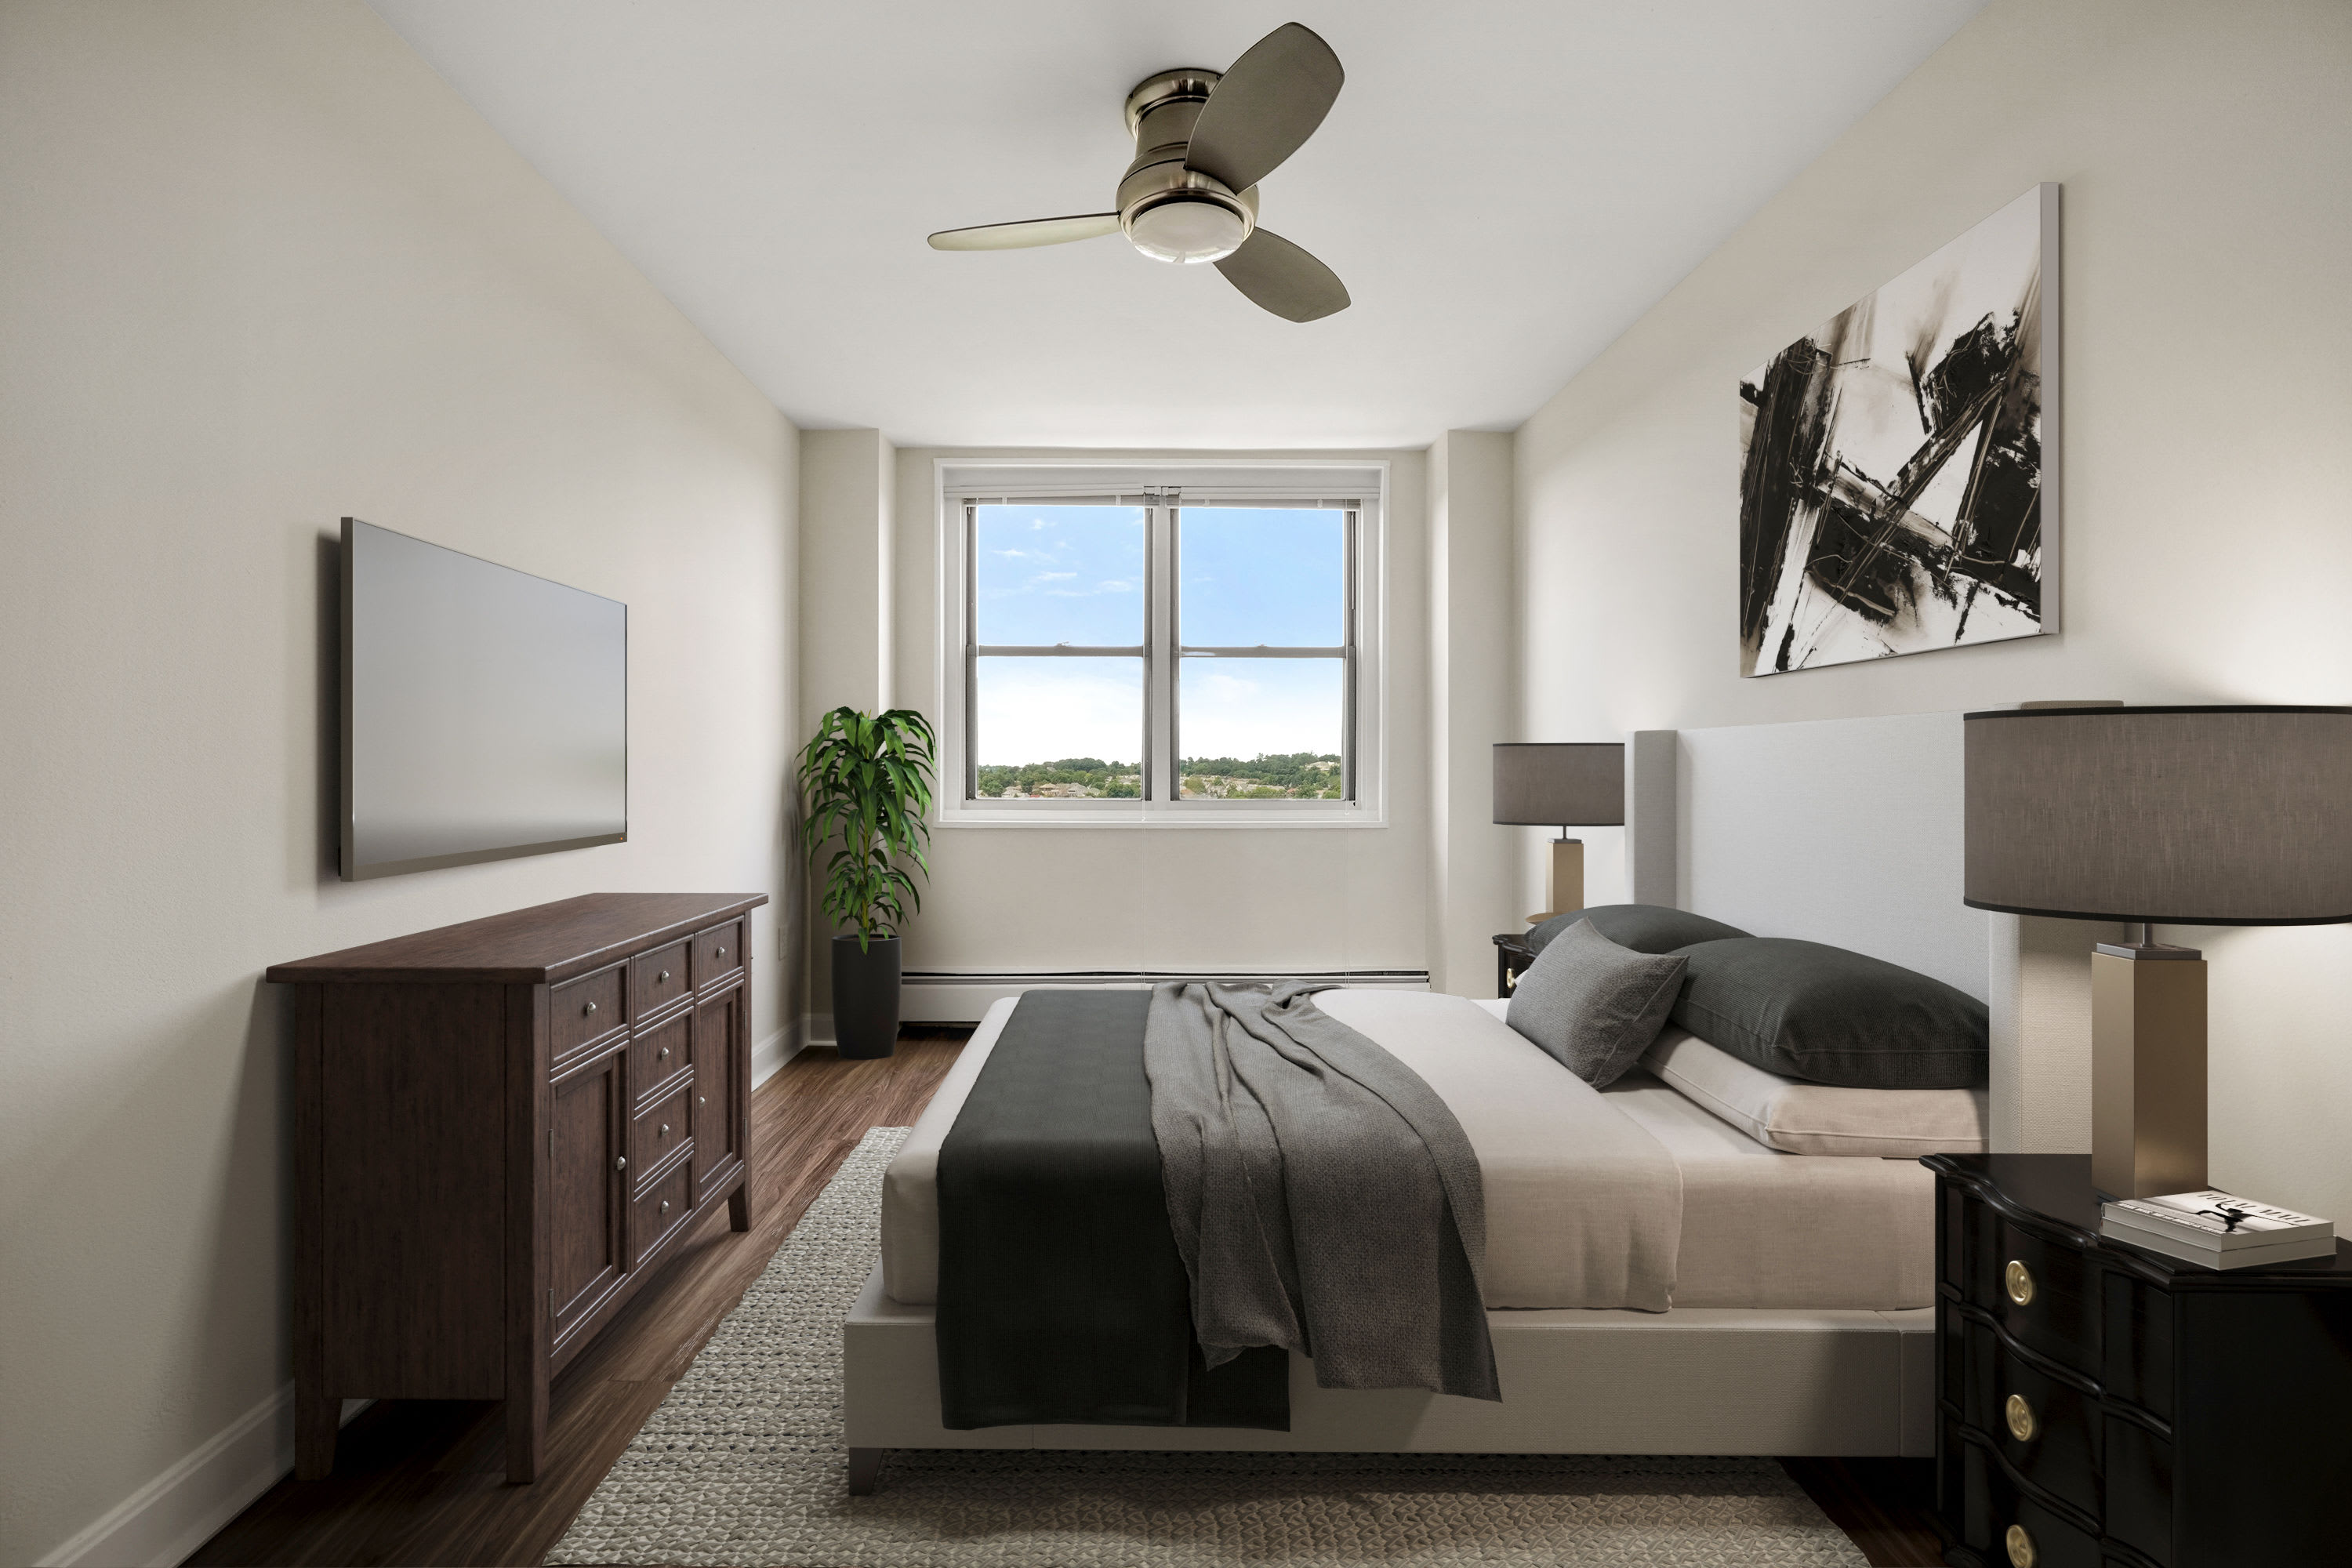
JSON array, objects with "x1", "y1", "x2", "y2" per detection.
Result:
[{"x1": 1624, "y1": 712, "x2": 2093, "y2": 1153}]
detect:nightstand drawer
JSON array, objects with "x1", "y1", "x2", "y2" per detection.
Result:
[
  {"x1": 550, "y1": 966, "x2": 624, "y2": 1058},
  {"x1": 1975, "y1": 1217, "x2": 2095, "y2": 1378},
  {"x1": 1964, "y1": 1318, "x2": 2100, "y2": 1520},
  {"x1": 1951, "y1": 1431, "x2": 2103, "y2": 1568}
]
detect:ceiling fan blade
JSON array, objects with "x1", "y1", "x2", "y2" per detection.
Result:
[
  {"x1": 1214, "y1": 227, "x2": 1350, "y2": 322},
  {"x1": 927, "y1": 212, "x2": 1122, "y2": 251},
  {"x1": 1183, "y1": 23, "x2": 1343, "y2": 194}
]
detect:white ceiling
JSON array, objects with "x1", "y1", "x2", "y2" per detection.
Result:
[{"x1": 368, "y1": 1, "x2": 1984, "y2": 449}]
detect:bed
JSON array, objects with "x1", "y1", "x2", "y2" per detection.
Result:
[{"x1": 844, "y1": 713, "x2": 2010, "y2": 1486}]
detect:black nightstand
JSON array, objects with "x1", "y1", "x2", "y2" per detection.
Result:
[
  {"x1": 1492, "y1": 930, "x2": 1537, "y2": 999},
  {"x1": 1925, "y1": 1153, "x2": 2352, "y2": 1566}
]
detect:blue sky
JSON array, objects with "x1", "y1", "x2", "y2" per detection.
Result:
[{"x1": 972, "y1": 505, "x2": 1346, "y2": 765}]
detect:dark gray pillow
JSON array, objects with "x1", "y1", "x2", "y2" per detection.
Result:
[
  {"x1": 1506, "y1": 919, "x2": 1689, "y2": 1087},
  {"x1": 1668, "y1": 937, "x2": 1988, "y2": 1089},
  {"x1": 1527, "y1": 903, "x2": 1752, "y2": 956}
]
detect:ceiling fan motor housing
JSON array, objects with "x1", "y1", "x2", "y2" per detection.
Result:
[{"x1": 1118, "y1": 68, "x2": 1257, "y2": 263}]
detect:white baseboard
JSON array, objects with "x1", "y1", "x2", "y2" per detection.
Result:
[
  {"x1": 750, "y1": 1021, "x2": 798, "y2": 1088},
  {"x1": 802, "y1": 1011, "x2": 835, "y2": 1048},
  {"x1": 36, "y1": 1387, "x2": 367, "y2": 1568}
]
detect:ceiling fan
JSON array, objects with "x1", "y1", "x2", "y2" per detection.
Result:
[{"x1": 926, "y1": 23, "x2": 1349, "y2": 323}]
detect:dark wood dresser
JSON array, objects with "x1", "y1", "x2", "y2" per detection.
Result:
[
  {"x1": 1926, "y1": 1153, "x2": 2352, "y2": 1566},
  {"x1": 268, "y1": 891, "x2": 768, "y2": 1483}
]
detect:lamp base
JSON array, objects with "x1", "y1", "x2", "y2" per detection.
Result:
[
  {"x1": 1526, "y1": 838, "x2": 1585, "y2": 925},
  {"x1": 2091, "y1": 942, "x2": 2208, "y2": 1200}
]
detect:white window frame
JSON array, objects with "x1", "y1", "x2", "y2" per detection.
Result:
[{"x1": 935, "y1": 459, "x2": 1388, "y2": 829}]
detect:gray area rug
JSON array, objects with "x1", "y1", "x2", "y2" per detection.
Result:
[{"x1": 550, "y1": 1125, "x2": 1867, "y2": 1567}]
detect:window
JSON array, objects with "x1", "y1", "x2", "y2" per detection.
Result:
[{"x1": 940, "y1": 465, "x2": 1384, "y2": 826}]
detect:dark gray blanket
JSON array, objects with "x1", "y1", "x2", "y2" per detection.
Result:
[
  {"x1": 1146, "y1": 982, "x2": 1501, "y2": 1401},
  {"x1": 933, "y1": 989, "x2": 1288, "y2": 1431}
]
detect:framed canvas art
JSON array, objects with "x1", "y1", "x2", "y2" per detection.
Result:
[{"x1": 1738, "y1": 184, "x2": 2058, "y2": 677}]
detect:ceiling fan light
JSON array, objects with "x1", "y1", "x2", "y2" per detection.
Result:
[{"x1": 1124, "y1": 195, "x2": 1249, "y2": 264}]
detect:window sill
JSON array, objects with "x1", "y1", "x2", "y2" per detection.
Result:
[{"x1": 938, "y1": 800, "x2": 1386, "y2": 829}]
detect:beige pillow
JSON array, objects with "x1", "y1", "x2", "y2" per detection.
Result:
[{"x1": 1642, "y1": 1028, "x2": 1987, "y2": 1156}]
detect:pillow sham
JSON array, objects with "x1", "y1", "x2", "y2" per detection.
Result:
[
  {"x1": 1642, "y1": 1028, "x2": 1988, "y2": 1156},
  {"x1": 1506, "y1": 918, "x2": 1688, "y2": 1087},
  {"x1": 1667, "y1": 937, "x2": 1987, "y2": 1090},
  {"x1": 1526, "y1": 903, "x2": 1753, "y2": 956}
]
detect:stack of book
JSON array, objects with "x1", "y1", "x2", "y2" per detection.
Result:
[{"x1": 2100, "y1": 1190, "x2": 2337, "y2": 1270}]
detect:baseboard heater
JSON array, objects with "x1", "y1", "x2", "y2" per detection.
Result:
[{"x1": 900, "y1": 969, "x2": 1432, "y2": 1026}]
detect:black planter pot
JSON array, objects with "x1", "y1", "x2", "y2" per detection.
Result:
[{"x1": 830, "y1": 934, "x2": 902, "y2": 1059}]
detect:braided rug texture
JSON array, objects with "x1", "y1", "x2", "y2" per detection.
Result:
[{"x1": 549, "y1": 1124, "x2": 1867, "y2": 1567}]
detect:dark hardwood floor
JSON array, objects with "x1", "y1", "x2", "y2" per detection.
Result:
[{"x1": 191, "y1": 1024, "x2": 1947, "y2": 1567}]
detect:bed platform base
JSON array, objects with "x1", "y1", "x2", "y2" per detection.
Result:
[{"x1": 842, "y1": 1265, "x2": 1934, "y2": 1493}]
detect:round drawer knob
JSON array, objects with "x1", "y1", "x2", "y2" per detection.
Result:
[
  {"x1": 698, "y1": 1094, "x2": 706, "y2": 1106},
  {"x1": 2004, "y1": 1259, "x2": 2036, "y2": 1306},
  {"x1": 659, "y1": 1200, "x2": 671, "y2": 1216},
  {"x1": 583, "y1": 1000, "x2": 598, "y2": 1015},
  {"x1": 716, "y1": 946, "x2": 728, "y2": 957},
  {"x1": 658, "y1": 969, "x2": 671, "y2": 983},
  {"x1": 615, "y1": 1155, "x2": 626, "y2": 1171},
  {"x1": 658, "y1": 1046, "x2": 671, "y2": 1061},
  {"x1": 2005, "y1": 1392, "x2": 2038, "y2": 1443},
  {"x1": 2005, "y1": 1522, "x2": 2037, "y2": 1568},
  {"x1": 659, "y1": 1123, "x2": 671, "y2": 1138}
]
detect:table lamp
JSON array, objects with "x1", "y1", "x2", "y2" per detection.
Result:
[
  {"x1": 1494, "y1": 742, "x2": 1625, "y2": 924},
  {"x1": 1962, "y1": 704, "x2": 2352, "y2": 1198}
]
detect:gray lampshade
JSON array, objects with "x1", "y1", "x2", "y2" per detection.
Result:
[
  {"x1": 1963, "y1": 705, "x2": 2352, "y2": 924},
  {"x1": 1494, "y1": 742, "x2": 1624, "y2": 828}
]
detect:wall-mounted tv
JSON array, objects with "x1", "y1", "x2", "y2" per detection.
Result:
[{"x1": 341, "y1": 517, "x2": 626, "y2": 880}]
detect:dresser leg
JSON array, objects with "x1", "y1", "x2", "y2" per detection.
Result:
[
  {"x1": 294, "y1": 1388, "x2": 339, "y2": 1480},
  {"x1": 728, "y1": 1183, "x2": 750, "y2": 1232},
  {"x1": 506, "y1": 1390, "x2": 545, "y2": 1483},
  {"x1": 847, "y1": 1446, "x2": 883, "y2": 1495}
]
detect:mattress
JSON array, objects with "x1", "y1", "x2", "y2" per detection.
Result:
[{"x1": 880, "y1": 989, "x2": 1932, "y2": 1313}]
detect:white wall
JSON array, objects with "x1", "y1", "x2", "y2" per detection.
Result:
[
  {"x1": 868, "y1": 447, "x2": 1430, "y2": 990},
  {"x1": 1512, "y1": 0, "x2": 2352, "y2": 1214},
  {"x1": 0, "y1": 5, "x2": 800, "y2": 1563}
]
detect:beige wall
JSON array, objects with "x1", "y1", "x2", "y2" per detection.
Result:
[
  {"x1": 870, "y1": 447, "x2": 1431, "y2": 985},
  {"x1": 0, "y1": 5, "x2": 800, "y2": 1562},
  {"x1": 1512, "y1": 0, "x2": 2352, "y2": 1214}
]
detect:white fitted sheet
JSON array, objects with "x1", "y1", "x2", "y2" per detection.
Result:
[{"x1": 879, "y1": 991, "x2": 1931, "y2": 1313}]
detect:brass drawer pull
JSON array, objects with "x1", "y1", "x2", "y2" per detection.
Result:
[
  {"x1": 2005, "y1": 1392, "x2": 2038, "y2": 1443},
  {"x1": 2005, "y1": 1259, "x2": 2035, "y2": 1306},
  {"x1": 2005, "y1": 1522, "x2": 2036, "y2": 1567}
]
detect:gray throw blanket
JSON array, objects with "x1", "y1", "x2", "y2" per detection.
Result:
[{"x1": 1145, "y1": 981, "x2": 1501, "y2": 1402}]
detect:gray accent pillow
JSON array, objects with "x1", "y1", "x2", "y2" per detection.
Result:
[
  {"x1": 1505, "y1": 918, "x2": 1690, "y2": 1087},
  {"x1": 1527, "y1": 903, "x2": 1752, "y2": 956},
  {"x1": 1667, "y1": 937, "x2": 1989, "y2": 1090}
]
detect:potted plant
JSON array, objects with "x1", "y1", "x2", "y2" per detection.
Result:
[{"x1": 797, "y1": 706, "x2": 936, "y2": 1058}]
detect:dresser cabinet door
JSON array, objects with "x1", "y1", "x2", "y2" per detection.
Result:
[
  {"x1": 549, "y1": 1048, "x2": 625, "y2": 1338},
  {"x1": 693, "y1": 987, "x2": 742, "y2": 1203}
]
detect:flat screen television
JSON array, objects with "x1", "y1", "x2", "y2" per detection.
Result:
[{"x1": 340, "y1": 517, "x2": 626, "y2": 880}]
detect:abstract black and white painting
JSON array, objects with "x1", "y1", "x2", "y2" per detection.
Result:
[{"x1": 1738, "y1": 185, "x2": 2056, "y2": 677}]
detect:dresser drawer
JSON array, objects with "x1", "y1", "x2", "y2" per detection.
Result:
[
  {"x1": 550, "y1": 967, "x2": 624, "y2": 1059},
  {"x1": 1976, "y1": 1217, "x2": 2095, "y2": 1378},
  {"x1": 630, "y1": 1158, "x2": 694, "y2": 1268},
  {"x1": 1964, "y1": 1319, "x2": 2100, "y2": 1520},
  {"x1": 1952, "y1": 1432, "x2": 2103, "y2": 1568},
  {"x1": 695, "y1": 920, "x2": 743, "y2": 985},
  {"x1": 630, "y1": 1011, "x2": 690, "y2": 1103},
  {"x1": 630, "y1": 1078, "x2": 693, "y2": 1187},
  {"x1": 2100, "y1": 1267, "x2": 2173, "y2": 1421},
  {"x1": 631, "y1": 941, "x2": 691, "y2": 1020}
]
